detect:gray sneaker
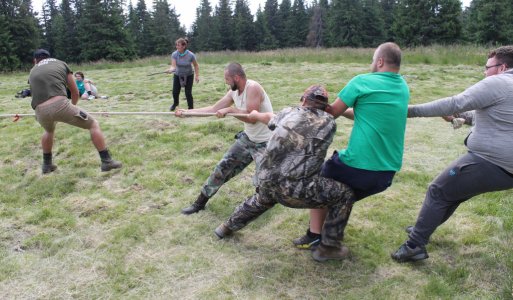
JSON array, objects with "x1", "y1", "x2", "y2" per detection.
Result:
[
  {"x1": 101, "y1": 159, "x2": 122, "y2": 172},
  {"x1": 214, "y1": 224, "x2": 233, "y2": 239},
  {"x1": 42, "y1": 164, "x2": 57, "y2": 174},
  {"x1": 391, "y1": 242, "x2": 429, "y2": 262}
]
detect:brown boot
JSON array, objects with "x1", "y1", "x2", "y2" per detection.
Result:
[
  {"x1": 311, "y1": 244, "x2": 349, "y2": 262},
  {"x1": 181, "y1": 193, "x2": 209, "y2": 215},
  {"x1": 214, "y1": 223, "x2": 233, "y2": 239}
]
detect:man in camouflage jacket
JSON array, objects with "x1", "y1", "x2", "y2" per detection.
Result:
[{"x1": 214, "y1": 85, "x2": 355, "y2": 262}]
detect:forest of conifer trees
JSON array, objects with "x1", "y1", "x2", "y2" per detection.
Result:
[{"x1": 1, "y1": 0, "x2": 512, "y2": 71}]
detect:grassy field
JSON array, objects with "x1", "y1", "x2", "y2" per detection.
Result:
[{"x1": 0, "y1": 46, "x2": 512, "y2": 299}]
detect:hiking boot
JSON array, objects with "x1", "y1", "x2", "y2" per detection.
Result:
[
  {"x1": 311, "y1": 244, "x2": 349, "y2": 262},
  {"x1": 101, "y1": 159, "x2": 122, "y2": 172},
  {"x1": 181, "y1": 193, "x2": 209, "y2": 215},
  {"x1": 214, "y1": 223, "x2": 233, "y2": 239},
  {"x1": 42, "y1": 164, "x2": 57, "y2": 174},
  {"x1": 391, "y1": 242, "x2": 429, "y2": 263},
  {"x1": 292, "y1": 233, "x2": 321, "y2": 250}
]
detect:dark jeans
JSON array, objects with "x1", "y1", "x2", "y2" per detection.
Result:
[
  {"x1": 321, "y1": 151, "x2": 396, "y2": 201},
  {"x1": 409, "y1": 152, "x2": 513, "y2": 246},
  {"x1": 172, "y1": 74, "x2": 194, "y2": 109}
]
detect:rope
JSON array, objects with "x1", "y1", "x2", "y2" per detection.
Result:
[{"x1": 0, "y1": 111, "x2": 249, "y2": 122}]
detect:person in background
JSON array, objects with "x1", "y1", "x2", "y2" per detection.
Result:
[
  {"x1": 168, "y1": 37, "x2": 199, "y2": 111},
  {"x1": 75, "y1": 71, "x2": 98, "y2": 100},
  {"x1": 29, "y1": 49, "x2": 122, "y2": 174}
]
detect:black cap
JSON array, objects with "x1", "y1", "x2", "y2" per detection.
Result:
[{"x1": 33, "y1": 49, "x2": 50, "y2": 59}]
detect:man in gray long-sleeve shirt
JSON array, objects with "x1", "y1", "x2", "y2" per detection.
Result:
[{"x1": 392, "y1": 45, "x2": 513, "y2": 263}]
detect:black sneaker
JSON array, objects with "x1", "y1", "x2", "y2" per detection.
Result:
[
  {"x1": 391, "y1": 242, "x2": 429, "y2": 262},
  {"x1": 169, "y1": 104, "x2": 177, "y2": 111},
  {"x1": 292, "y1": 233, "x2": 321, "y2": 250}
]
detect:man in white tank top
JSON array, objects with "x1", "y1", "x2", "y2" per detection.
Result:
[{"x1": 176, "y1": 62, "x2": 273, "y2": 214}]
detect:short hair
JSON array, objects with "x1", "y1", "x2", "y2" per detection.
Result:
[
  {"x1": 33, "y1": 49, "x2": 50, "y2": 61},
  {"x1": 377, "y1": 42, "x2": 402, "y2": 68},
  {"x1": 225, "y1": 62, "x2": 246, "y2": 78},
  {"x1": 175, "y1": 37, "x2": 189, "y2": 48},
  {"x1": 75, "y1": 71, "x2": 85, "y2": 78},
  {"x1": 488, "y1": 46, "x2": 513, "y2": 69}
]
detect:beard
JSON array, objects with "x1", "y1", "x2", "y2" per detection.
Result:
[{"x1": 230, "y1": 82, "x2": 238, "y2": 91}]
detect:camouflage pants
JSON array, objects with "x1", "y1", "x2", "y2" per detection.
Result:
[
  {"x1": 225, "y1": 175, "x2": 356, "y2": 248},
  {"x1": 201, "y1": 131, "x2": 267, "y2": 198}
]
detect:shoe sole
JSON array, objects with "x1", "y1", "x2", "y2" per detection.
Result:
[
  {"x1": 181, "y1": 208, "x2": 201, "y2": 215},
  {"x1": 101, "y1": 164, "x2": 122, "y2": 172},
  {"x1": 312, "y1": 248, "x2": 349, "y2": 262},
  {"x1": 294, "y1": 242, "x2": 319, "y2": 250},
  {"x1": 391, "y1": 253, "x2": 429, "y2": 263}
]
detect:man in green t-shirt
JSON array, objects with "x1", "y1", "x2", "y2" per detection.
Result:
[
  {"x1": 294, "y1": 43, "x2": 410, "y2": 260},
  {"x1": 29, "y1": 49, "x2": 122, "y2": 174}
]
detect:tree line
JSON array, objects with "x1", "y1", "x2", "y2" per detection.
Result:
[{"x1": 1, "y1": 0, "x2": 513, "y2": 71}]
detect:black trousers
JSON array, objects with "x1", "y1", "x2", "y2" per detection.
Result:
[{"x1": 172, "y1": 74, "x2": 194, "y2": 109}]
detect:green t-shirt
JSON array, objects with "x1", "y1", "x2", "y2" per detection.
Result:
[
  {"x1": 29, "y1": 58, "x2": 72, "y2": 109},
  {"x1": 338, "y1": 72, "x2": 409, "y2": 171}
]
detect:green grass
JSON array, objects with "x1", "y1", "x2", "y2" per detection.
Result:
[{"x1": 0, "y1": 47, "x2": 512, "y2": 299}]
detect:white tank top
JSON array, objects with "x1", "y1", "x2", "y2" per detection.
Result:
[{"x1": 231, "y1": 79, "x2": 273, "y2": 143}]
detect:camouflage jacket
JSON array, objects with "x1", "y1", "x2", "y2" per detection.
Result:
[{"x1": 258, "y1": 106, "x2": 336, "y2": 184}]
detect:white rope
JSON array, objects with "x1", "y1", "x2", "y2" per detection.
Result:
[{"x1": 0, "y1": 111, "x2": 249, "y2": 119}]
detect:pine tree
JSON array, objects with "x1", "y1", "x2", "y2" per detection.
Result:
[
  {"x1": 326, "y1": 0, "x2": 363, "y2": 47},
  {"x1": 359, "y1": 0, "x2": 385, "y2": 47},
  {"x1": 277, "y1": 0, "x2": 292, "y2": 47},
  {"x1": 470, "y1": 0, "x2": 512, "y2": 44},
  {"x1": 233, "y1": 0, "x2": 256, "y2": 50},
  {"x1": 149, "y1": 0, "x2": 185, "y2": 55},
  {"x1": 0, "y1": 15, "x2": 20, "y2": 71},
  {"x1": 306, "y1": 0, "x2": 328, "y2": 47},
  {"x1": 392, "y1": 0, "x2": 430, "y2": 46},
  {"x1": 52, "y1": 0, "x2": 80, "y2": 62},
  {"x1": 289, "y1": 0, "x2": 308, "y2": 47},
  {"x1": 264, "y1": 0, "x2": 280, "y2": 45},
  {"x1": 41, "y1": 0, "x2": 59, "y2": 55},
  {"x1": 78, "y1": 0, "x2": 136, "y2": 61},
  {"x1": 127, "y1": 0, "x2": 152, "y2": 57},
  {"x1": 254, "y1": 5, "x2": 277, "y2": 50},
  {"x1": 190, "y1": 0, "x2": 219, "y2": 51},
  {"x1": 431, "y1": 0, "x2": 462, "y2": 44},
  {"x1": 381, "y1": 0, "x2": 396, "y2": 41},
  {"x1": 214, "y1": 0, "x2": 233, "y2": 50},
  {"x1": 7, "y1": 0, "x2": 41, "y2": 66}
]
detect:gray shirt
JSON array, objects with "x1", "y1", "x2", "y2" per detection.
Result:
[
  {"x1": 409, "y1": 69, "x2": 513, "y2": 172},
  {"x1": 171, "y1": 50, "x2": 196, "y2": 76}
]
